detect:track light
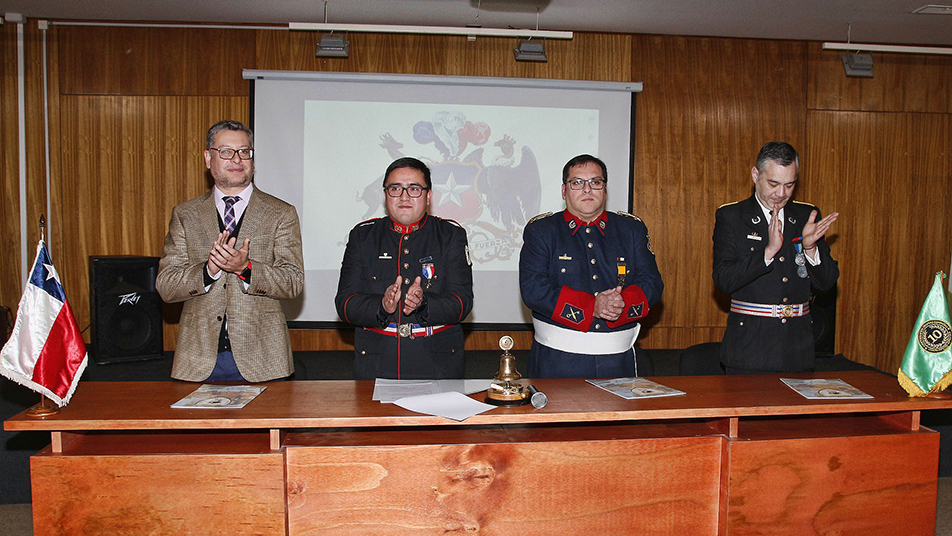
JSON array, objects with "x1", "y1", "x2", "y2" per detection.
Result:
[
  {"x1": 513, "y1": 39, "x2": 546, "y2": 62},
  {"x1": 841, "y1": 53, "x2": 873, "y2": 78},
  {"x1": 316, "y1": 33, "x2": 349, "y2": 58}
]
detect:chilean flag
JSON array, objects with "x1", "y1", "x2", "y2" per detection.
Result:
[{"x1": 0, "y1": 240, "x2": 88, "y2": 407}]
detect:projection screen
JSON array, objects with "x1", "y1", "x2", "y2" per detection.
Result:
[{"x1": 244, "y1": 70, "x2": 641, "y2": 327}]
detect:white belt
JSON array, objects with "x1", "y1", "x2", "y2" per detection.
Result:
[{"x1": 532, "y1": 318, "x2": 641, "y2": 355}]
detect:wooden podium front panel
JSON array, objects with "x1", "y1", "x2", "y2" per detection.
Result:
[
  {"x1": 727, "y1": 430, "x2": 940, "y2": 536},
  {"x1": 30, "y1": 447, "x2": 286, "y2": 536},
  {"x1": 286, "y1": 435, "x2": 725, "y2": 535}
]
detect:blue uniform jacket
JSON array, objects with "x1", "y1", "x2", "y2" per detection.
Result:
[{"x1": 520, "y1": 210, "x2": 663, "y2": 377}]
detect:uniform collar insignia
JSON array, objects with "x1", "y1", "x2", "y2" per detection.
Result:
[
  {"x1": 563, "y1": 210, "x2": 608, "y2": 235},
  {"x1": 390, "y1": 214, "x2": 427, "y2": 234}
]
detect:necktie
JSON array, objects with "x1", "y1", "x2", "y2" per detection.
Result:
[{"x1": 223, "y1": 196, "x2": 240, "y2": 233}]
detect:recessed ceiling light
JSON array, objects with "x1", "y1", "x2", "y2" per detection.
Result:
[{"x1": 913, "y1": 4, "x2": 952, "y2": 14}]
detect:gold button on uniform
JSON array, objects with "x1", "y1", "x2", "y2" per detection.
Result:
[
  {"x1": 782, "y1": 277, "x2": 788, "y2": 283},
  {"x1": 779, "y1": 256, "x2": 785, "y2": 262},
  {"x1": 404, "y1": 278, "x2": 410, "y2": 285},
  {"x1": 560, "y1": 268, "x2": 566, "y2": 273},
  {"x1": 593, "y1": 274, "x2": 598, "y2": 280},
  {"x1": 590, "y1": 259, "x2": 596, "y2": 264},
  {"x1": 403, "y1": 263, "x2": 409, "y2": 269}
]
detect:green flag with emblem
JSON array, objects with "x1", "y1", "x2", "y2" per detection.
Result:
[{"x1": 898, "y1": 272, "x2": 952, "y2": 396}]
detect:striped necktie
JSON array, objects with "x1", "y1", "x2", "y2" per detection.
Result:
[{"x1": 223, "y1": 196, "x2": 240, "y2": 233}]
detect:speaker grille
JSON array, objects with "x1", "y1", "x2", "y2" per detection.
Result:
[{"x1": 89, "y1": 256, "x2": 164, "y2": 364}]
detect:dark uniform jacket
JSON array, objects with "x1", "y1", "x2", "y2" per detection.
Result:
[
  {"x1": 713, "y1": 195, "x2": 839, "y2": 372},
  {"x1": 520, "y1": 210, "x2": 663, "y2": 378},
  {"x1": 336, "y1": 214, "x2": 474, "y2": 380}
]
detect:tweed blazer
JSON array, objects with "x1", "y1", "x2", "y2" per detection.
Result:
[{"x1": 156, "y1": 188, "x2": 304, "y2": 382}]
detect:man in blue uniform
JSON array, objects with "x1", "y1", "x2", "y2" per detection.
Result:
[
  {"x1": 520, "y1": 154, "x2": 663, "y2": 378},
  {"x1": 336, "y1": 157, "x2": 474, "y2": 380},
  {"x1": 713, "y1": 141, "x2": 839, "y2": 373}
]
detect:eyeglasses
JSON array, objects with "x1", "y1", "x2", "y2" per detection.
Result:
[
  {"x1": 565, "y1": 178, "x2": 606, "y2": 190},
  {"x1": 384, "y1": 184, "x2": 428, "y2": 198},
  {"x1": 209, "y1": 147, "x2": 254, "y2": 160}
]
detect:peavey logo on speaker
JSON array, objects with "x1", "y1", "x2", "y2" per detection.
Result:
[{"x1": 117, "y1": 292, "x2": 141, "y2": 306}]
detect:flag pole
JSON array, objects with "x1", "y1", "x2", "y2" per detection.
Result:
[{"x1": 26, "y1": 214, "x2": 60, "y2": 417}]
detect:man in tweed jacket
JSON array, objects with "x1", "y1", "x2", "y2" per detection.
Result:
[{"x1": 157, "y1": 120, "x2": 304, "y2": 382}]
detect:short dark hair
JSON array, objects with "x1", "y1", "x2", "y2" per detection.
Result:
[
  {"x1": 206, "y1": 120, "x2": 254, "y2": 149},
  {"x1": 383, "y1": 157, "x2": 432, "y2": 189},
  {"x1": 755, "y1": 141, "x2": 799, "y2": 173},
  {"x1": 562, "y1": 154, "x2": 608, "y2": 183}
]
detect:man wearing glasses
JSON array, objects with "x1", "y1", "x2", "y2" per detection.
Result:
[
  {"x1": 520, "y1": 154, "x2": 663, "y2": 378},
  {"x1": 336, "y1": 157, "x2": 474, "y2": 380},
  {"x1": 157, "y1": 120, "x2": 304, "y2": 382}
]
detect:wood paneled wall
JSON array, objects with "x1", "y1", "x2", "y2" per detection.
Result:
[{"x1": 2, "y1": 23, "x2": 950, "y2": 373}]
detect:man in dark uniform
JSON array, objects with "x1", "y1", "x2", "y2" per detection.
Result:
[
  {"x1": 713, "y1": 141, "x2": 839, "y2": 373},
  {"x1": 520, "y1": 154, "x2": 663, "y2": 378},
  {"x1": 336, "y1": 157, "x2": 474, "y2": 380}
]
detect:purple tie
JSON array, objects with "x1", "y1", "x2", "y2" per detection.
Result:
[{"x1": 223, "y1": 196, "x2": 240, "y2": 233}]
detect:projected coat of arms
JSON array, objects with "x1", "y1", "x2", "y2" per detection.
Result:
[{"x1": 358, "y1": 110, "x2": 542, "y2": 266}]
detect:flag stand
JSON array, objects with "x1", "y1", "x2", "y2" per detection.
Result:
[{"x1": 27, "y1": 395, "x2": 60, "y2": 417}]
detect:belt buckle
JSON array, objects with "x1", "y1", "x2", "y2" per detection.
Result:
[
  {"x1": 397, "y1": 324, "x2": 413, "y2": 338},
  {"x1": 780, "y1": 305, "x2": 794, "y2": 318}
]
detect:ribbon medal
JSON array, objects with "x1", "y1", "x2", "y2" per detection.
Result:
[
  {"x1": 792, "y1": 238, "x2": 808, "y2": 279},
  {"x1": 616, "y1": 257, "x2": 627, "y2": 287},
  {"x1": 420, "y1": 256, "x2": 436, "y2": 289}
]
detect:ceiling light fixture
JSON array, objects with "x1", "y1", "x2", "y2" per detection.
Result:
[
  {"x1": 840, "y1": 53, "x2": 873, "y2": 77},
  {"x1": 513, "y1": 39, "x2": 547, "y2": 62},
  {"x1": 316, "y1": 33, "x2": 349, "y2": 57}
]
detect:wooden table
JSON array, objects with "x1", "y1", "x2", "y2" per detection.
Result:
[{"x1": 5, "y1": 371, "x2": 951, "y2": 535}]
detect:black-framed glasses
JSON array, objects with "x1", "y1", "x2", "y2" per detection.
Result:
[
  {"x1": 384, "y1": 184, "x2": 428, "y2": 198},
  {"x1": 210, "y1": 147, "x2": 254, "y2": 160},
  {"x1": 565, "y1": 178, "x2": 606, "y2": 190}
]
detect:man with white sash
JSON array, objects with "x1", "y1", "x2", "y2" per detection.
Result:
[{"x1": 519, "y1": 155, "x2": 664, "y2": 378}]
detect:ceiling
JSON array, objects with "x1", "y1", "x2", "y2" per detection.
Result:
[{"x1": 1, "y1": 0, "x2": 952, "y2": 47}]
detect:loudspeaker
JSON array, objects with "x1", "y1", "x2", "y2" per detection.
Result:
[
  {"x1": 811, "y1": 284, "x2": 837, "y2": 358},
  {"x1": 89, "y1": 256, "x2": 164, "y2": 364}
]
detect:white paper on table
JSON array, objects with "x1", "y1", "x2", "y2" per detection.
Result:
[
  {"x1": 373, "y1": 378, "x2": 493, "y2": 403},
  {"x1": 393, "y1": 391, "x2": 496, "y2": 421}
]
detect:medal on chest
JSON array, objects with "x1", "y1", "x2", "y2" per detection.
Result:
[{"x1": 420, "y1": 256, "x2": 436, "y2": 289}]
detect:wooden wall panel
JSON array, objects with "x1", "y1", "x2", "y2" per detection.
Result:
[
  {"x1": 0, "y1": 24, "x2": 24, "y2": 312},
  {"x1": 5, "y1": 23, "x2": 951, "y2": 364},
  {"x1": 808, "y1": 43, "x2": 952, "y2": 113},
  {"x1": 631, "y1": 35, "x2": 808, "y2": 349},
  {"x1": 58, "y1": 26, "x2": 254, "y2": 96},
  {"x1": 54, "y1": 95, "x2": 248, "y2": 340},
  {"x1": 0, "y1": 23, "x2": 50, "y2": 316},
  {"x1": 805, "y1": 111, "x2": 952, "y2": 372}
]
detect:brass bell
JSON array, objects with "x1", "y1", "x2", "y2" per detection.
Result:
[
  {"x1": 494, "y1": 351, "x2": 521, "y2": 383},
  {"x1": 485, "y1": 336, "x2": 531, "y2": 406}
]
